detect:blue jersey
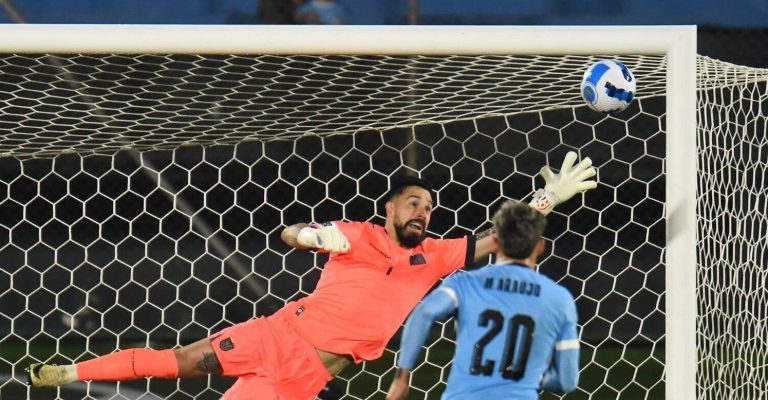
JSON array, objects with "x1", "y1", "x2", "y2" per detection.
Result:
[{"x1": 397, "y1": 262, "x2": 579, "y2": 400}]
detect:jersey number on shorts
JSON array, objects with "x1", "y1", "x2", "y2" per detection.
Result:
[{"x1": 470, "y1": 309, "x2": 535, "y2": 380}]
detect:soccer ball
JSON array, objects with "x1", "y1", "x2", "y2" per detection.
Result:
[{"x1": 581, "y1": 59, "x2": 636, "y2": 113}]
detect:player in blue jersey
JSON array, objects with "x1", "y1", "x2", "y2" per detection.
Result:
[{"x1": 386, "y1": 199, "x2": 580, "y2": 400}]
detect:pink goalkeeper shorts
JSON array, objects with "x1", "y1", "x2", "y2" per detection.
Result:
[{"x1": 210, "y1": 310, "x2": 333, "y2": 400}]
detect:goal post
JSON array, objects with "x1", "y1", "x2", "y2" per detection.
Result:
[
  {"x1": 0, "y1": 24, "x2": 690, "y2": 55},
  {"x1": 663, "y1": 26, "x2": 697, "y2": 400},
  {"x1": 0, "y1": 25, "x2": 697, "y2": 399}
]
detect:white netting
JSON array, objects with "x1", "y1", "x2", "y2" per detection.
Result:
[
  {"x1": 0, "y1": 54, "x2": 667, "y2": 158},
  {"x1": 0, "y1": 51, "x2": 668, "y2": 400},
  {"x1": 0, "y1": 48, "x2": 760, "y2": 400},
  {"x1": 696, "y1": 56, "x2": 768, "y2": 400}
]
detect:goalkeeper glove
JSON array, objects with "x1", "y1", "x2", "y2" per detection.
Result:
[
  {"x1": 529, "y1": 151, "x2": 597, "y2": 215},
  {"x1": 297, "y1": 224, "x2": 351, "y2": 253}
]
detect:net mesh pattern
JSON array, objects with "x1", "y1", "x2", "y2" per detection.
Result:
[
  {"x1": 0, "y1": 51, "x2": 764, "y2": 400},
  {"x1": 696, "y1": 56, "x2": 768, "y2": 400},
  {"x1": 0, "y1": 54, "x2": 667, "y2": 158}
]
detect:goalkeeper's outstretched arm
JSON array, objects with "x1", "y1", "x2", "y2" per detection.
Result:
[{"x1": 470, "y1": 151, "x2": 596, "y2": 264}]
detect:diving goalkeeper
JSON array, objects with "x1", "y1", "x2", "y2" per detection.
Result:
[{"x1": 28, "y1": 152, "x2": 596, "y2": 400}]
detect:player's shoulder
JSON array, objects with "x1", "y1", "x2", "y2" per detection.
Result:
[
  {"x1": 331, "y1": 220, "x2": 372, "y2": 227},
  {"x1": 550, "y1": 281, "x2": 577, "y2": 304},
  {"x1": 420, "y1": 234, "x2": 467, "y2": 249},
  {"x1": 440, "y1": 268, "x2": 476, "y2": 286},
  {"x1": 444, "y1": 264, "x2": 498, "y2": 286},
  {"x1": 333, "y1": 220, "x2": 379, "y2": 233},
  {"x1": 530, "y1": 272, "x2": 575, "y2": 301}
]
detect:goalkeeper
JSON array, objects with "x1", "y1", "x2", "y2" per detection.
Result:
[{"x1": 28, "y1": 152, "x2": 596, "y2": 400}]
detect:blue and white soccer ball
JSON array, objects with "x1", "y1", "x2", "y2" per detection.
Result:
[{"x1": 581, "y1": 59, "x2": 636, "y2": 113}]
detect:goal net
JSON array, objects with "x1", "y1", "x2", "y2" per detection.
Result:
[
  {"x1": 696, "y1": 57, "x2": 768, "y2": 400},
  {"x1": 0, "y1": 25, "x2": 749, "y2": 400}
]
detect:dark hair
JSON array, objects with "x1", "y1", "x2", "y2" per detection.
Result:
[
  {"x1": 384, "y1": 175, "x2": 435, "y2": 203},
  {"x1": 492, "y1": 200, "x2": 547, "y2": 259}
]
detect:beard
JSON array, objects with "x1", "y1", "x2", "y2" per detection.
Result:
[{"x1": 394, "y1": 220, "x2": 427, "y2": 248}]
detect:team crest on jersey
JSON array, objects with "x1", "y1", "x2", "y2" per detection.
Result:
[
  {"x1": 219, "y1": 338, "x2": 235, "y2": 351},
  {"x1": 410, "y1": 254, "x2": 426, "y2": 265}
]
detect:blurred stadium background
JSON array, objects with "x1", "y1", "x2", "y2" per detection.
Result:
[
  {"x1": 0, "y1": 1, "x2": 766, "y2": 400},
  {"x1": 0, "y1": 0, "x2": 767, "y2": 68}
]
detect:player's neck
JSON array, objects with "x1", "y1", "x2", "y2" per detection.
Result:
[
  {"x1": 384, "y1": 221, "x2": 419, "y2": 249},
  {"x1": 380, "y1": 224, "x2": 403, "y2": 250},
  {"x1": 496, "y1": 254, "x2": 536, "y2": 270},
  {"x1": 384, "y1": 223, "x2": 397, "y2": 243}
]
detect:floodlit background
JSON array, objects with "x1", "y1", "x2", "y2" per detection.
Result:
[
  {"x1": 0, "y1": 2, "x2": 766, "y2": 400},
  {"x1": 0, "y1": 0, "x2": 767, "y2": 67}
]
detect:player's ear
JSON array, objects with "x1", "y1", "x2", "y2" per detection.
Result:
[
  {"x1": 535, "y1": 238, "x2": 546, "y2": 257},
  {"x1": 385, "y1": 200, "x2": 395, "y2": 217}
]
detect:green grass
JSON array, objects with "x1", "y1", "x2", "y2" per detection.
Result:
[
  {"x1": 1, "y1": 338, "x2": 664, "y2": 399},
  {"x1": 336, "y1": 340, "x2": 664, "y2": 400}
]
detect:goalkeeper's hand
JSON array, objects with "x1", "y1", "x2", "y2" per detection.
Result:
[
  {"x1": 296, "y1": 224, "x2": 351, "y2": 253},
  {"x1": 529, "y1": 151, "x2": 597, "y2": 215}
]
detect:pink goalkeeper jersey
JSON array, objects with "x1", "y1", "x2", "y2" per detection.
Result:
[{"x1": 281, "y1": 221, "x2": 473, "y2": 363}]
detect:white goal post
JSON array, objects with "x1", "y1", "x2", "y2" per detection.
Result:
[{"x1": 0, "y1": 24, "x2": 697, "y2": 399}]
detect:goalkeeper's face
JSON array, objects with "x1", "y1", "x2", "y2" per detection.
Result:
[{"x1": 388, "y1": 187, "x2": 433, "y2": 248}]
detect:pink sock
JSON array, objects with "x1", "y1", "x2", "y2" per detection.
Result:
[{"x1": 77, "y1": 348, "x2": 179, "y2": 381}]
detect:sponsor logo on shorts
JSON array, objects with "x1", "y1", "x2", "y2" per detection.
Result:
[
  {"x1": 295, "y1": 305, "x2": 305, "y2": 316},
  {"x1": 219, "y1": 338, "x2": 235, "y2": 351}
]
